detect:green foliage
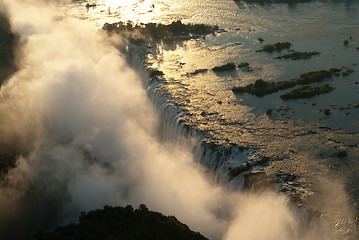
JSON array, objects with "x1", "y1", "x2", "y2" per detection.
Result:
[
  {"x1": 232, "y1": 69, "x2": 336, "y2": 97},
  {"x1": 102, "y1": 20, "x2": 219, "y2": 44},
  {"x1": 280, "y1": 84, "x2": 335, "y2": 100},
  {"x1": 212, "y1": 62, "x2": 236, "y2": 72},
  {"x1": 256, "y1": 41, "x2": 292, "y2": 53},
  {"x1": 36, "y1": 205, "x2": 209, "y2": 240}
]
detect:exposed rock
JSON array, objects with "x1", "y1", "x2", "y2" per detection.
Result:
[
  {"x1": 333, "y1": 149, "x2": 347, "y2": 158},
  {"x1": 228, "y1": 157, "x2": 269, "y2": 181},
  {"x1": 238, "y1": 62, "x2": 249, "y2": 68},
  {"x1": 322, "y1": 108, "x2": 332, "y2": 115},
  {"x1": 148, "y1": 69, "x2": 164, "y2": 78},
  {"x1": 186, "y1": 69, "x2": 208, "y2": 76}
]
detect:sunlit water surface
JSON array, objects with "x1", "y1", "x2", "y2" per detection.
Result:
[{"x1": 62, "y1": 0, "x2": 359, "y2": 237}]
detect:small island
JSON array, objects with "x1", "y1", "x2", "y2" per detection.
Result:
[{"x1": 232, "y1": 69, "x2": 339, "y2": 97}]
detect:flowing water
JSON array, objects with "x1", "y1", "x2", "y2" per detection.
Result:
[{"x1": 0, "y1": 0, "x2": 359, "y2": 239}]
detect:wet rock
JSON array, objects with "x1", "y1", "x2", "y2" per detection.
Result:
[
  {"x1": 333, "y1": 149, "x2": 347, "y2": 158},
  {"x1": 238, "y1": 62, "x2": 249, "y2": 68},
  {"x1": 148, "y1": 69, "x2": 164, "y2": 78},
  {"x1": 256, "y1": 41, "x2": 292, "y2": 53},
  {"x1": 212, "y1": 62, "x2": 236, "y2": 72},
  {"x1": 186, "y1": 69, "x2": 208, "y2": 76},
  {"x1": 280, "y1": 84, "x2": 335, "y2": 100},
  {"x1": 322, "y1": 108, "x2": 332, "y2": 115},
  {"x1": 342, "y1": 68, "x2": 354, "y2": 76},
  {"x1": 228, "y1": 157, "x2": 269, "y2": 181},
  {"x1": 266, "y1": 109, "x2": 273, "y2": 115},
  {"x1": 243, "y1": 171, "x2": 270, "y2": 191},
  {"x1": 275, "y1": 51, "x2": 320, "y2": 60},
  {"x1": 85, "y1": 3, "x2": 97, "y2": 8}
]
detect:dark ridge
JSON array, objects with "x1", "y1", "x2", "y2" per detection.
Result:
[
  {"x1": 102, "y1": 20, "x2": 219, "y2": 44},
  {"x1": 0, "y1": 7, "x2": 17, "y2": 85},
  {"x1": 275, "y1": 51, "x2": 320, "y2": 60},
  {"x1": 36, "y1": 205, "x2": 209, "y2": 240},
  {"x1": 280, "y1": 84, "x2": 335, "y2": 100},
  {"x1": 232, "y1": 69, "x2": 338, "y2": 97},
  {"x1": 0, "y1": 7, "x2": 18, "y2": 176}
]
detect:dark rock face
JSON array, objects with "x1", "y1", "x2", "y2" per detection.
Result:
[
  {"x1": 36, "y1": 205, "x2": 209, "y2": 240},
  {"x1": 0, "y1": 7, "x2": 18, "y2": 176},
  {"x1": 0, "y1": 8, "x2": 17, "y2": 85}
]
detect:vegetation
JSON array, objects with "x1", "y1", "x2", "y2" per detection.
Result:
[
  {"x1": 232, "y1": 69, "x2": 338, "y2": 97},
  {"x1": 36, "y1": 205, "x2": 209, "y2": 240},
  {"x1": 212, "y1": 62, "x2": 236, "y2": 72},
  {"x1": 280, "y1": 84, "x2": 334, "y2": 100},
  {"x1": 102, "y1": 20, "x2": 219, "y2": 43},
  {"x1": 342, "y1": 68, "x2": 354, "y2": 76},
  {"x1": 256, "y1": 41, "x2": 292, "y2": 53},
  {"x1": 275, "y1": 51, "x2": 320, "y2": 60}
]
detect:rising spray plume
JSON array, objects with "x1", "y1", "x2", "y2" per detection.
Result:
[{"x1": 0, "y1": 0, "x2": 351, "y2": 239}]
